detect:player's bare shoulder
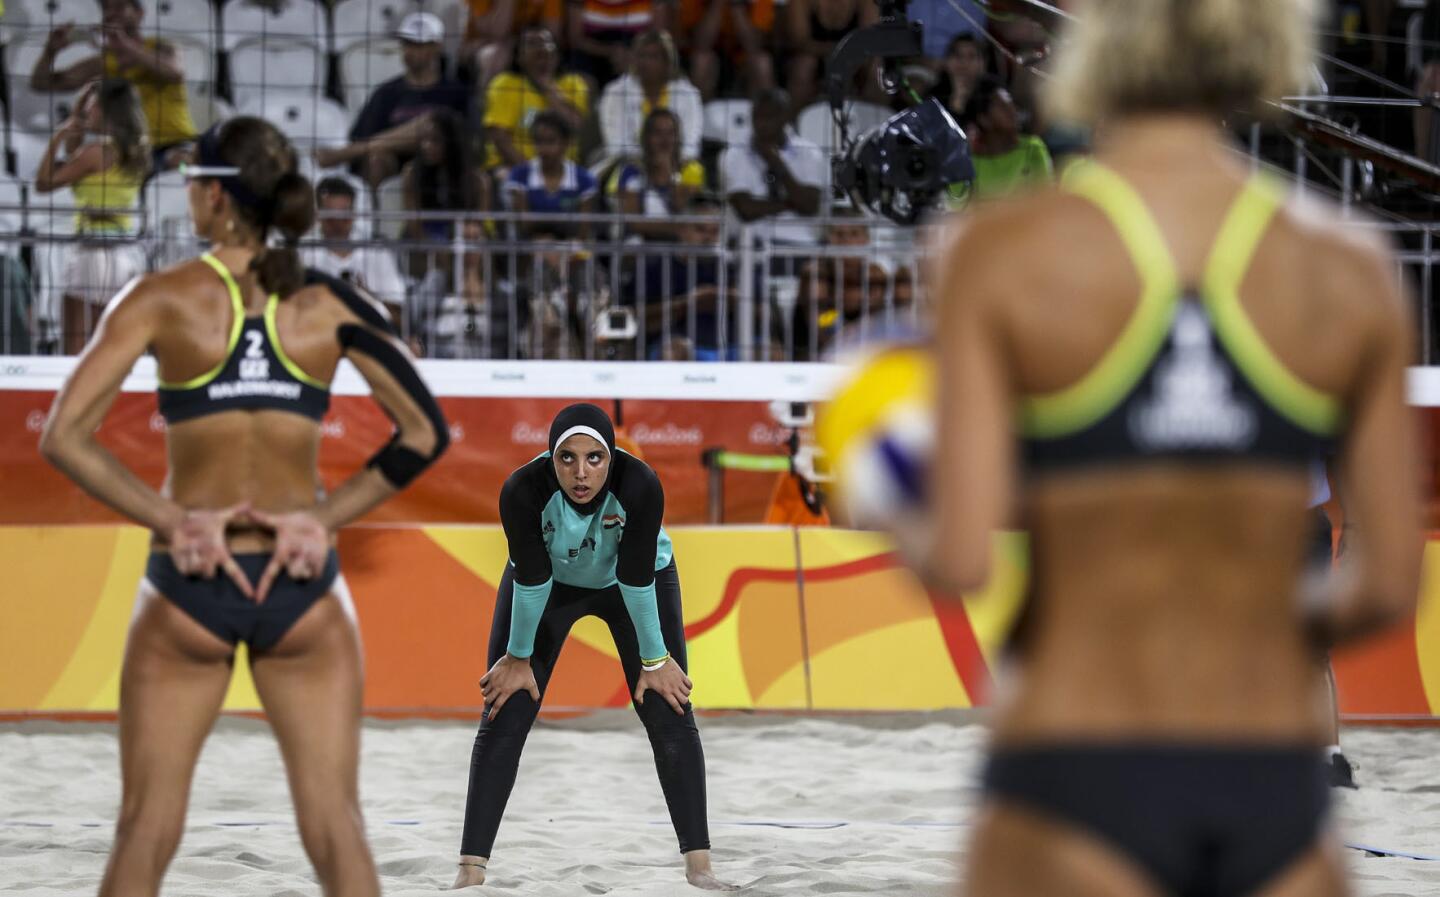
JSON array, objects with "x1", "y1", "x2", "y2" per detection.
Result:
[
  {"x1": 1281, "y1": 190, "x2": 1408, "y2": 323},
  {"x1": 117, "y1": 256, "x2": 219, "y2": 319},
  {"x1": 929, "y1": 185, "x2": 1095, "y2": 311}
]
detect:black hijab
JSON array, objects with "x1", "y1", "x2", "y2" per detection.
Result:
[{"x1": 548, "y1": 403, "x2": 617, "y2": 514}]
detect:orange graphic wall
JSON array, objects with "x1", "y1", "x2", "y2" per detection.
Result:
[
  {"x1": 0, "y1": 392, "x2": 800, "y2": 526},
  {"x1": 2, "y1": 525, "x2": 1433, "y2": 719}
]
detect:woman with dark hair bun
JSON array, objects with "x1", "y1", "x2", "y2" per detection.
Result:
[{"x1": 38, "y1": 115, "x2": 451, "y2": 897}]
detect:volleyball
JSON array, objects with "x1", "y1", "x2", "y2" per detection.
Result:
[{"x1": 817, "y1": 344, "x2": 936, "y2": 534}]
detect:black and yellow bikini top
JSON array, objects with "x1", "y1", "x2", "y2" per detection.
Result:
[
  {"x1": 156, "y1": 253, "x2": 331, "y2": 424},
  {"x1": 1020, "y1": 161, "x2": 1341, "y2": 472}
]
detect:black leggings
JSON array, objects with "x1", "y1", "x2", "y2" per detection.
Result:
[{"x1": 460, "y1": 561, "x2": 710, "y2": 857}]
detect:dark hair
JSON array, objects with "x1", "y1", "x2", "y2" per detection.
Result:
[
  {"x1": 95, "y1": 78, "x2": 149, "y2": 177},
  {"x1": 211, "y1": 116, "x2": 316, "y2": 298},
  {"x1": 932, "y1": 34, "x2": 991, "y2": 111},
  {"x1": 753, "y1": 87, "x2": 792, "y2": 116},
  {"x1": 639, "y1": 107, "x2": 682, "y2": 173},
  {"x1": 415, "y1": 109, "x2": 479, "y2": 212},
  {"x1": 960, "y1": 75, "x2": 1005, "y2": 129},
  {"x1": 316, "y1": 176, "x2": 357, "y2": 203},
  {"x1": 529, "y1": 110, "x2": 573, "y2": 144},
  {"x1": 515, "y1": 25, "x2": 559, "y2": 75}
]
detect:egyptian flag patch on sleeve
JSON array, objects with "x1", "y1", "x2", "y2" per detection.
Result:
[{"x1": 602, "y1": 514, "x2": 625, "y2": 529}]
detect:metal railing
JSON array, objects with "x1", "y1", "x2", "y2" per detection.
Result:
[
  {"x1": 5, "y1": 203, "x2": 1440, "y2": 362},
  {"x1": 0, "y1": 206, "x2": 935, "y2": 361}
]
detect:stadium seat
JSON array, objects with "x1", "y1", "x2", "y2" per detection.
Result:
[
  {"x1": 0, "y1": 0, "x2": 101, "y2": 46},
  {"x1": 8, "y1": 128, "x2": 50, "y2": 180},
  {"x1": 797, "y1": 100, "x2": 892, "y2": 156},
  {"x1": 4, "y1": 32, "x2": 92, "y2": 131},
  {"x1": 0, "y1": 174, "x2": 25, "y2": 235},
  {"x1": 373, "y1": 173, "x2": 406, "y2": 240},
  {"x1": 143, "y1": 169, "x2": 189, "y2": 231},
  {"x1": 339, "y1": 39, "x2": 405, "y2": 110},
  {"x1": 227, "y1": 40, "x2": 326, "y2": 105},
  {"x1": 220, "y1": 0, "x2": 329, "y2": 52},
  {"x1": 703, "y1": 99, "x2": 752, "y2": 149},
  {"x1": 331, "y1": 0, "x2": 408, "y2": 54},
  {"x1": 167, "y1": 35, "x2": 217, "y2": 88},
  {"x1": 187, "y1": 91, "x2": 234, "y2": 136},
  {"x1": 237, "y1": 90, "x2": 350, "y2": 150},
  {"x1": 137, "y1": 0, "x2": 219, "y2": 49},
  {"x1": 27, "y1": 188, "x2": 78, "y2": 327},
  {"x1": 143, "y1": 168, "x2": 205, "y2": 268}
]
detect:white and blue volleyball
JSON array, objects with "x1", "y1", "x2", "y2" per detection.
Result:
[{"x1": 817, "y1": 343, "x2": 936, "y2": 535}]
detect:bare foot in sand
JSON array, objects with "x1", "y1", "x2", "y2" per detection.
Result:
[
  {"x1": 449, "y1": 857, "x2": 487, "y2": 889},
  {"x1": 686, "y1": 850, "x2": 740, "y2": 890}
]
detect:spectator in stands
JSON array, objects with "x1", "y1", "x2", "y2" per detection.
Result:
[
  {"x1": 33, "y1": 79, "x2": 150, "y2": 354},
  {"x1": 679, "y1": 0, "x2": 775, "y2": 102},
  {"x1": 316, "y1": 13, "x2": 472, "y2": 188},
  {"x1": 505, "y1": 111, "x2": 600, "y2": 239},
  {"x1": 722, "y1": 88, "x2": 827, "y2": 246},
  {"x1": 566, "y1": 0, "x2": 672, "y2": 87},
  {"x1": 304, "y1": 177, "x2": 408, "y2": 326},
  {"x1": 930, "y1": 33, "x2": 990, "y2": 122},
  {"x1": 598, "y1": 30, "x2": 704, "y2": 164},
  {"x1": 484, "y1": 26, "x2": 590, "y2": 169},
  {"x1": 631, "y1": 194, "x2": 738, "y2": 360},
  {"x1": 785, "y1": 0, "x2": 879, "y2": 109},
  {"x1": 462, "y1": 0, "x2": 564, "y2": 87},
  {"x1": 404, "y1": 108, "x2": 488, "y2": 241},
  {"x1": 951, "y1": 75, "x2": 1052, "y2": 202},
  {"x1": 794, "y1": 207, "x2": 914, "y2": 359},
  {"x1": 607, "y1": 108, "x2": 706, "y2": 240},
  {"x1": 403, "y1": 109, "x2": 488, "y2": 279},
  {"x1": 31, "y1": 0, "x2": 196, "y2": 170}
]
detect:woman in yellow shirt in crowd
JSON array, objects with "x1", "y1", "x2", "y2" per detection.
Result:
[{"x1": 35, "y1": 79, "x2": 151, "y2": 354}]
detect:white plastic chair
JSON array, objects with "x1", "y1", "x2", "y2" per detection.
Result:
[
  {"x1": 137, "y1": 0, "x2": 219, "y2": 49},
  {"x1": 0, "y1": 174, "x2": 26, "y2": 235},
  {"x1": 227, "y1": 40, "x2": 326, "y2": 105},
  {"x1": 797, "y1": 100, "x2": 892, "y2": 156},
  {"x1": 221, "y1": 0, "x2": 329, "y2": 52},
  {"x1": 167, "y1": 35, "x2": 217, "y2": 88},
  {"x1": 0, "y1": 0, "x2": 102, "y2": 45},
  {"x1": 372, "y1": 172, "x2": 406, "y2": 240},
  {"x1": 702, "y1": 99, "x2": 752, "y2": 148},
  {"x1": 339, "y1": 39, "x2": 405, "y2": 110},
  {"x1": 8, "y1": 129, "x2": 51, "y2": 180},
  {"x1": 3, "y1": 33, "x2": 92, "y2": 130},
  {"x1": 331, "y1": 0, "x2": 408, "y2": 53},
  {"x1": 237, "y1": 90, "x2": 351, "y2": 149}
]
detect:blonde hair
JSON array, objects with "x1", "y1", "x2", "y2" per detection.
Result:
[{"x1": 1045, "y1": 0, "x2": 1318, "y2": 126}]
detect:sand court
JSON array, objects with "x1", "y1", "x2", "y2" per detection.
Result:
[{"x1": 2, "y1": 714, "x2": 1438, "y2": 896}]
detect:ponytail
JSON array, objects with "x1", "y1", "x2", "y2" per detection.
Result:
[{"x1": 249, "y1": 171, "x2": 315, "y2": 299}]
